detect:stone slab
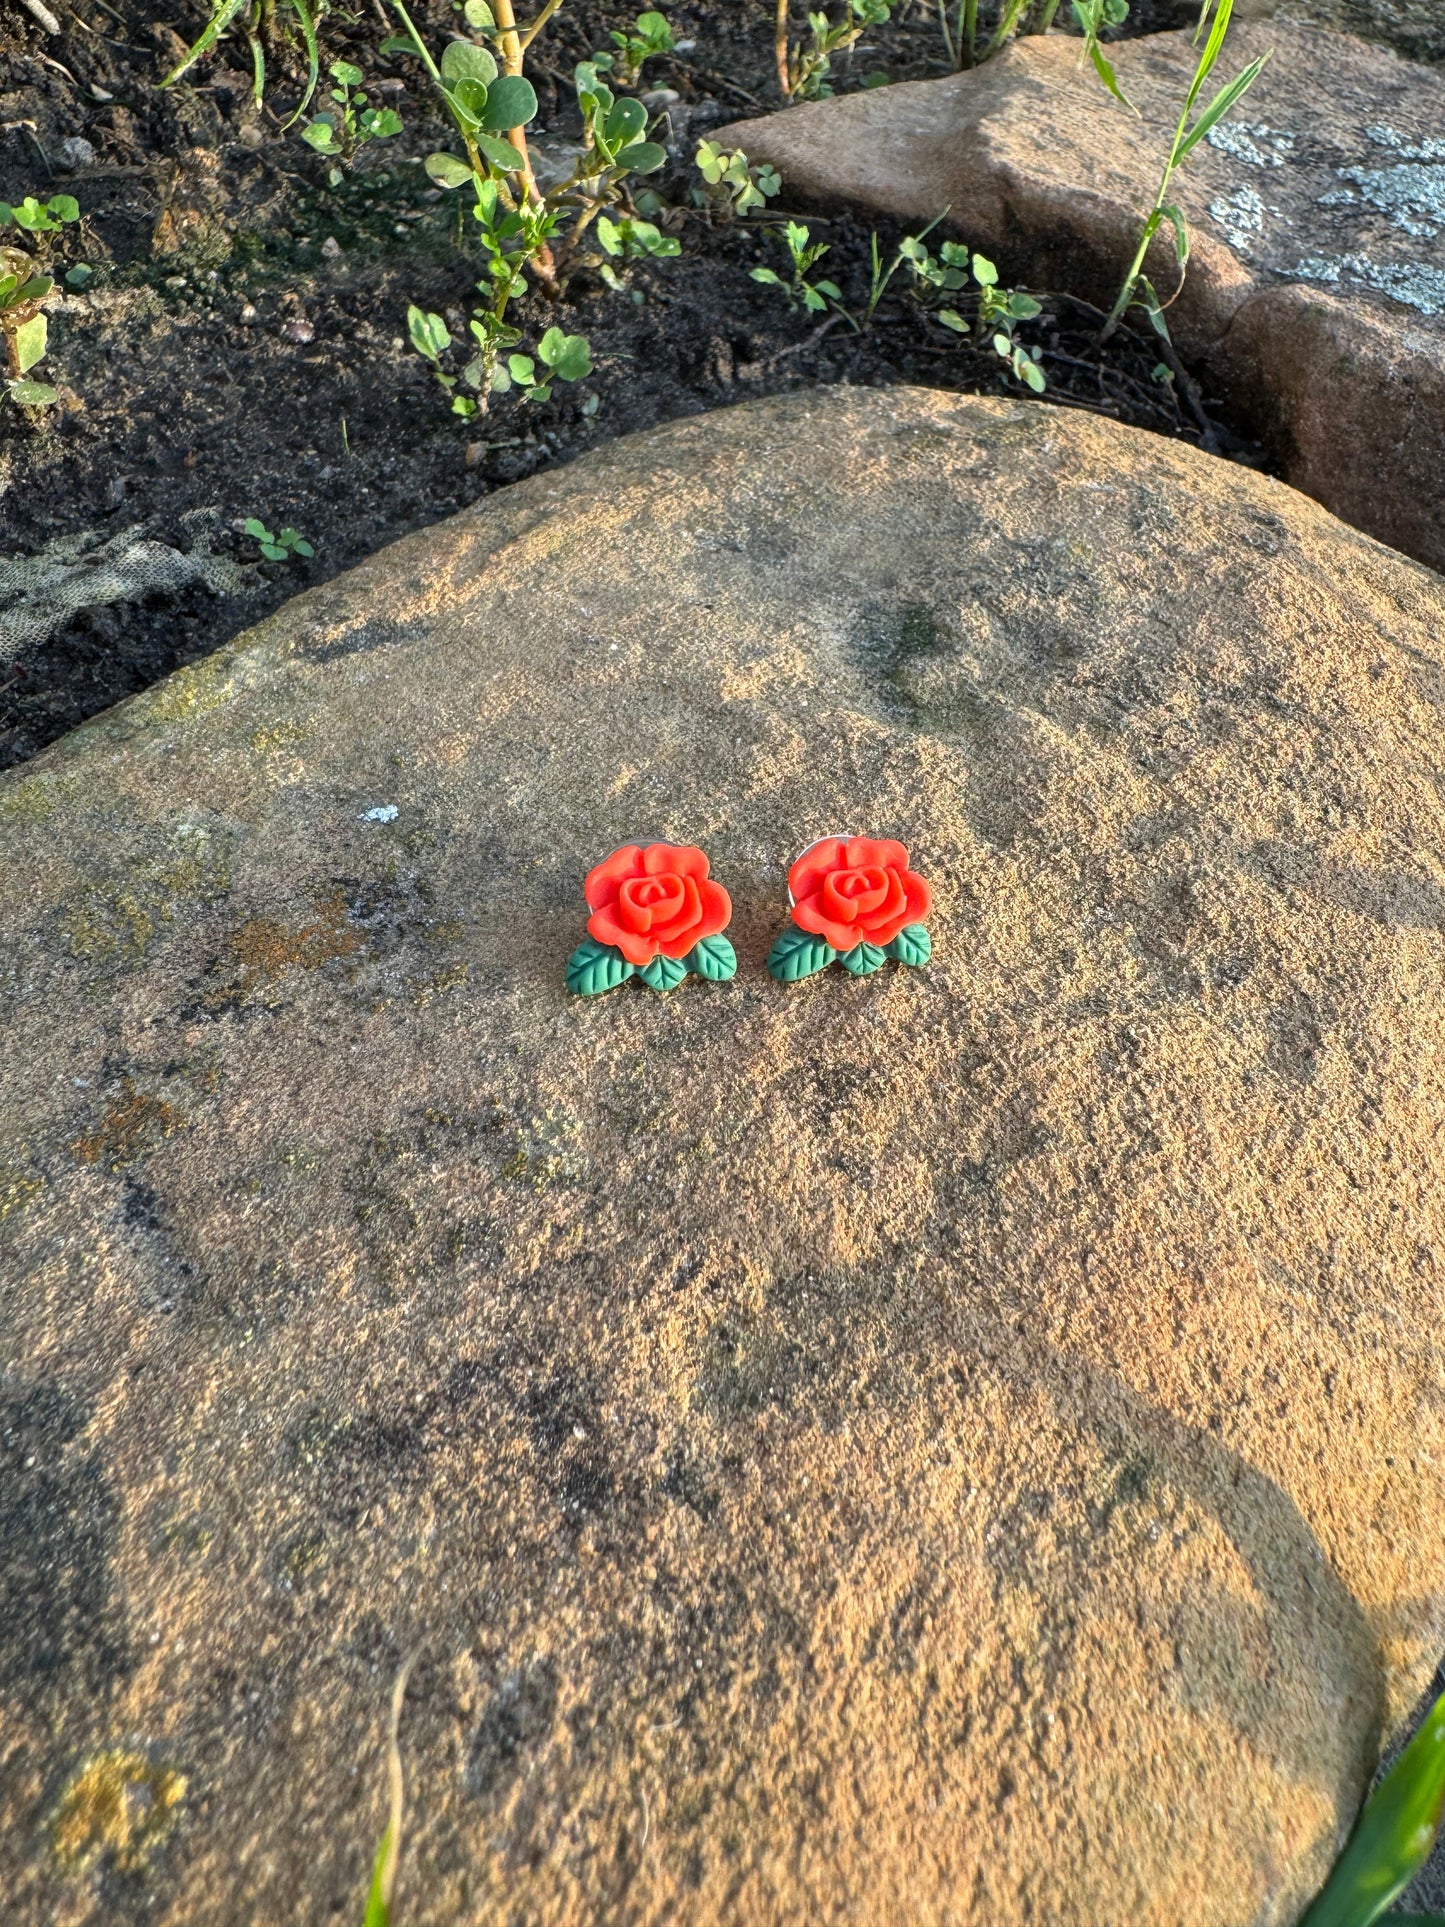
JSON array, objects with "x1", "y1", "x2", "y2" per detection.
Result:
[{"x1": 3, "y1": 389, "x2": 1445, "y2": 1926}]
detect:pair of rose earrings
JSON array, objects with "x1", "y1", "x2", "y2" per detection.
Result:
[{"x1": 565, "y1": 835, "x2": 933, "y2": 996}]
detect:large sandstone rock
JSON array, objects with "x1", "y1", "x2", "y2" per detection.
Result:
[
  {"x1": 726, "y1": 23, "x2": 1445, "y2": 574},
  {"x1": 3, "y1": 389, "x2": 1445, "y2": 1927},
  {"x1": 1268, "y1": 0, "x2": 1445, "y2": 66}
]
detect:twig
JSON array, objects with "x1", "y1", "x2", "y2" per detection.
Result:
[
  {"x1": 751, "y1": 310, "x2": 845, "y2": 370},
  {"x1": 1149, "y1": 326, "x2": 1219, "y2": 451},
  {"x1": 21, "y1": 0, "x2": 62, "y2": 32},
  {"x1": 671, "y1": 56, "x2": 762, "y2": 106}
]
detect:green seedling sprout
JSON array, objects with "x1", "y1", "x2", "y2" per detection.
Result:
[
  {"x1": 776, "y1": 0, "x2": 889, "y2": 100},
  {"x1": 751, "y1": 219, "x2": 845, "y2": 316},
  {"x1": 394, "y1": 9, "x2": 677, "y2": 413},
  {"x1": 1101, "y1": 0, "x2": 1267, "y2": 343},
  {"x1": 694, "y1": 142, "x2": 779, "y2": 218},
  {"x1": 245, "y1": 517, "x2": 314, "y2": 561},
  {"x1": 301, "y1": 60, "x2": 402, "y2": 180}
]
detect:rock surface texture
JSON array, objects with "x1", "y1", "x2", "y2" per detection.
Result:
[
  {"x1": 726, "y1": 23, "x2": 1445, "y2": 574},
  {"x1": 1267, "y1": 0, "x2": 1445, "y2": 66},
  {"x1": 3, "y1": 389, "x2": 1445, "y2": 1927}
]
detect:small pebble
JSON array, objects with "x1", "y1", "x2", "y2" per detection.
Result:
[
  {"x1": 56, "y1": 135, "x2": 96, "y2": 171},
  {"x1": 239, "y1": 303, "x2": 258, "y2": 323},
  {"x1": 321, "y1": 236, "x2": 341, "y2": 259},
  {"x1": 360, "y1": 804, "x2": 399, "y2": 823},
  {"x1": 281, "y1": 317, "x2": 315, "y2": 344}
]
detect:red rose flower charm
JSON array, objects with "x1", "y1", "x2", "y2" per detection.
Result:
[
  {"x1": 567, "y1": 842, "x2": 737, "y2": 995},
  {"x1": 768, "y1": 835, "x2": 933, "y2": 982}
]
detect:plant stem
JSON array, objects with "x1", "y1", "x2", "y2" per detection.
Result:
[
  {"x1": 935, "y1": 0, "x2": 955, "y2": 65},
  {"x1": 959, "y1": 0, "x2": 976, "y2": 66},
  {"x1": 516, "y1": 0, "x2": 563, "y2": 52},
  {"x1": 775, "y1": 0, "x2": 792, "y2": 95}
]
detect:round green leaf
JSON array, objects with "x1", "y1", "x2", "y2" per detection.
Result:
[
  {"x1": 407, "y1": 304, "x2": 450, "y2": 360},
  {"x1": 639, "y1": 953, "x2": 688, "y2": 992},
  {"x1": 425, "y1": 151, "x2": 475, "y2": 189},
  {"x1": 440, "y1": 37, "x2": 498, "y2": 85},
  {"x1": 566, "y1": 937, "x2": 634, "y2": 996},
  {"x1": 688, "y1": 935, "x2": 737, "y2": 982},
  {"x1": 464, "y1": 0, "x2": 495, "y2": 23},
  {"x1": 8, "y1": 379, "x2": 56, "y2": 406},
  {"x1": 14, "y1": 312, "x2": 47, "y2": 375},
  {"x1": 447, "y1": 76, "x2": 489, "y2": 125},
  {"x1": 767, "y1": 927, "x2": 835, "y2": 983},
  {"x1": 615, "y1": 140, "x2": 666, "y2": 175},
  {"x1": 886, "y1": 923, "x2": 932, "y2": 967},
  {"x1": 476, "y1": 132, "x2": 526, "y2": 170},
  {"x1": 605, "y1": 96, "x2": 647, "y2": 147},
  {"x1": 537, "y1": 328, "x2": 592, "y2": 381},
  {"x1": 479, "y1": 74, "x2": 537, "y2": 131}
]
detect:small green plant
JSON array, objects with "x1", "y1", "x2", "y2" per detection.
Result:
[
  {"x1": 492, "y1": 323, "x2": 593, "y2": 400},
  {"x1": 1071, "y1": 0, "x2": 1133, "y2": 107},
  {"x1": 395, "y1": 2, "x2": 675, "y2": 414},
  {"x1": 301, "y1": 61, "x2": 402, "y2": 179},
  {"x1": 937, "y1": 251, "x2": 1046, "y2": 390},
  {"x1": 244, "y1": 517, "x2": 314, "y2": 561},
  {"x1": 0, "y1": 247, "x2": 57, "y2": 408},
  {"x1": 1, "y1": 194, "x2": 81, "y2": 241},
  {"x1": 693, "y1": 142, "x2": 780, "y2": 218},
  {"x1": 1101, "y1": 0, "x2": 1267, "y2": 342},
  {"x1": 604, "y1": 8, "x2": 675, "y2": 84},
  {"x1": 1301, "y1": 1681, "x2": 1445, "y2": 1927},
  {"x1": 777, "y1": 0, "x2": 889, "y2": 100},
  {"x1": 751, "y1": 219, "x2": 843, "y2": 315},
  {"x1": 595, "y1": 212, "x2": 679, "y2": 295}
]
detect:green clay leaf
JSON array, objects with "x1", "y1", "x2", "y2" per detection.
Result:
[
  {"x1": 839, "y1": 942, "x2": 887, "y2": 976},
  {"x1": 566, "y1": 938, "x2": 634, "y2": 996},
  {"x1": 639, "y1": 953, "x2": 688, "y2": 992},
  {"x1": 767, "y1": 927, "x2": 835, "y2": 983},
  {"x1": 688, "y1": 935, "x2": 737, "y2": 982},
  {"x1": 886, "y1": 922, "x2": 932, "y2": 967}
]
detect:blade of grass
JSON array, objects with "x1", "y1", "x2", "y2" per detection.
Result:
[
  {"x1": 158, "y1": 0, "x2": 247, "y2": 88},
  {"x1": 278, "y1": 0, "x2": 320, "y2": 127},
  {"x1": 1301, "y1": 1685, "x2": 1445, "y2": 1927},
  {"x1": 1175, "y1": 53, "x2": 1268, "y2": 160},
  {"x1": 361, "y1": 1653, "x2": 418, "y2": 1927}
]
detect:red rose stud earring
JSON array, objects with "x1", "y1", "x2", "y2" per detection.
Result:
[
  {"x1": 567, "y1": 842, "x2": 738, "y2": 995},
  {"x1": 767, "y1": 835, "x2": 932, "y2": 982}
]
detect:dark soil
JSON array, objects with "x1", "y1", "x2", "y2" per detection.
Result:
[{"x1": 1, "y1": 0, "x2": 1235, "y2": 769}]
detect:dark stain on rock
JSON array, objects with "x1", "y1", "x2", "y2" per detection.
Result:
[
  {"x1": 0, "y1": 1380, "x2": 130, "y2": 1715},
  {"x1": 849, "y1": 600, "x2": 954, "y2": 729},
  {"x1": 465, "y1": 1659, "x2": 558, "y2": 1799}
]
